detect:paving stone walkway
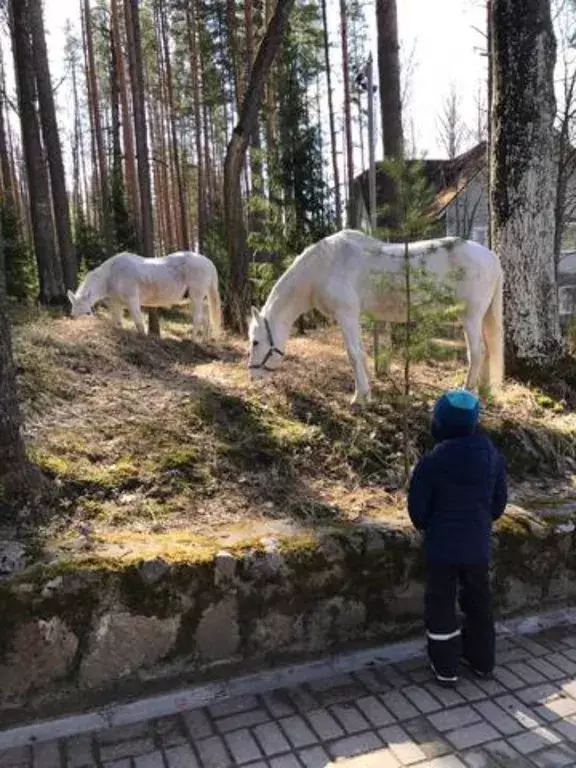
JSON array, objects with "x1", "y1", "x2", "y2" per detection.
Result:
[{"x1": 5, "y1": 626, "x2": 576, "y2": 767}]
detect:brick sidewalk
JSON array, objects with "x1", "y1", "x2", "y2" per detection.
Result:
[{"x1": 4, "y1": 627, "x2": 576, "y2": 767}]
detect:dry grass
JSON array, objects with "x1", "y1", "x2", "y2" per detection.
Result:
[{"x1": 9, "y1": 308, "x2": 576, "y2": 566}]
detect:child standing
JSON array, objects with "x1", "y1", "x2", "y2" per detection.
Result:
[{"x1": 408, "y1": 389, "x2": 507, "y2": 686}]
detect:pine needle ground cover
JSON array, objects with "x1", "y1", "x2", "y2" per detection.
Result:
[{"x1": 8, "y1": 309, "x2": 576, "y2": 568}]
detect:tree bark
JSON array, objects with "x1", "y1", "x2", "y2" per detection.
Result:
[
  {"x1": 0, "y1": 56, "x2": 12, "y2": 293},
  {"x1": 264, "y1": 0, "x2": 277, "y2": 201},
  {"x1": 80, "y1": 3, "x2": 99, "y2": 229},
  {"x1": 0, "y1": 221, "x2": 46, "y2": 505},
  {"x1": 376, "y1": 0, "x2": 404, "y2": 159},
  {"x1": 0, "y1": 282, "x2": 27, "y2": 496},
  {"x1": 9, "y1": 0, "x2": 64, "y2": 305},
  {"x1": 110, "y1": 20, "x2": 131, "y2": 250},
  {"x1": 111, "y1": 0, "x2": 139, "y2": 226},
  {"x1": 125, "y1": 0, "x2": 158, "y2": 336},
  {"x1": 186, "y1": 2, "x2": 206, "y2": 250},
  {"x1": 84, "y1": 0, "x2": 113, "y2": 257},
  {"x1": 223, "y1": 0, "x2": 296, "y2": 332},
  {"x1": 245, "y1": 0, "x2": 265, "y2": 232},
  {"x1": 28, "y1": 0, "x2": 76, "y2": 291},
  {"x1": 339, "y1": 0, "x2": 354, "y2": 220},
  {"x1": 321, "y1": 0, "x2": 342, "y2": 229},
  {"x1": 490, "y1": 0, "x2": 562, "y2": 372},
  {"x1": 159, "y1": 0, "x2": 189, "y2": 250}
]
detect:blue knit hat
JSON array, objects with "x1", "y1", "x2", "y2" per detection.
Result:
[{"x1": 432, "y1": 389, "x2": 480, "y2": 439}]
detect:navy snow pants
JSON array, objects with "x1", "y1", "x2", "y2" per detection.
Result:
[{"x1": 425, "y1": 563, "x2": 495, "y2": 678}]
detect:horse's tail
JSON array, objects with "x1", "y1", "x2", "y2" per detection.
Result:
[
  {"x1": 207, "y1": 267, "x2": 222, "y2": 338},
  {"x1": 482, "y1": 263, "x2": 504, "y2": 390}
]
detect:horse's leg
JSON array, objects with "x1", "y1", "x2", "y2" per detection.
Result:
[
  {"x1": 462, "y1": 315, "x2": 483, "y2": 391},
  {"x1": 109, "y1": 300, "x2": 123, "y2": 328},
  {"x1": 335, "y1": 309, "x2": 372, "y2": 404},
  {"x1": 190, "y1": 293, "x2": 206, "y2": 340},
  {"x1": 126, "y1": 294, "x2": 146, "y2": 335}
]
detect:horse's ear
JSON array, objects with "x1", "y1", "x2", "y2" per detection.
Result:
[
  {"x1": 67, "y1": 289, "x2": 76, "y2": 305},
  {"x1": 250, "y1": 306, "x2": 260, "y2": 323}
]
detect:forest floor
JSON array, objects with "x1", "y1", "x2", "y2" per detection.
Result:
[{"x1": 6, "y1": 306, "x2": 576, "y2": 568}]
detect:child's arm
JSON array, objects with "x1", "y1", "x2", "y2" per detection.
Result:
[
  {"x1": 492, "y1": 456, "x2": 508, "y2": 521},
  {"x1": 408, "y1": 456, "x2": 433, "y2": 531}
]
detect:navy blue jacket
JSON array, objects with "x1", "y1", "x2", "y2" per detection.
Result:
[{"x1": 408, "y1": 431, "x2": 507, "y2": 564}]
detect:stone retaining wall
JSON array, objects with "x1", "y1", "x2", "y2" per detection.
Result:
[{"x1": 1, "y1": 511, "x2": 575, "y2": 718}]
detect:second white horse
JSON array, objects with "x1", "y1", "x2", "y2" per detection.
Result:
[{"x1": 68, "y1": 251, "x2": 222, "y2": 338}]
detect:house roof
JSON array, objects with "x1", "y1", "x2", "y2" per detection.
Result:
[{"x1": 351, "y1": 141, "x2": 487, "y2": 228}]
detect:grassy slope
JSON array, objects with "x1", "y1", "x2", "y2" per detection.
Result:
[{"x1": 7, "y1": 308, "x2": 576, "y2": 568}]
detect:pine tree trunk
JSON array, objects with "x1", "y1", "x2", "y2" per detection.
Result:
[
  {"x1": 321, "y1": 0, "x2": 342, "y2": 229},
  {"x1": 186, "y1": 2, "x2": 206, "y2": 250},
  {"x1": 339, "y1": 0, "x2": 354, "y2": 221},
  {"x1": 490, "y1": 0, "x2": 562, "y2": 372},
  {"x1": 0, "y1": 60, "x2": 12, "y2": 292},
  {"x1": 227, "y1": 0, "x2": 243, "y2": 109},
  {"x1": 264, "y1": 0, "x2": 277, "y2": 200},
  {"x1": 223, "y1": 0, "x2": 296, "y2": 332},
  {"x1": 70, "y1": 37, "x2": 82, "y2": 220},
  {"x1": 245, "y1": 0, "x2": 265, "y2": 231},
  {"x1": 9, "y1": 0, "x2": 63, "y2": 305},
  {"x1": 125, "y1": 0, "x2": 158, "y2": 336},
  {"x1": 81, "y1": 5, "x2": 99, "y2": 230},
  {"x1": 10, "y1": 139, "x2": 27, "y2": 243},
  {"x1": 0, "y1": 224, "x2": 46, "y2": 503},
  {"x1": 203, "y1": 96, "x2": 214, "y2": 220},
  {"x1": 159, "y1": 1, "x2": 188, "y2": 249},
  {"x1": 84, "y1": 0, "x2": 113, "y2": 257},
  {"x1": 158, "y1": 93, "x2": 175, "y2": 251},
  {"x1": 376, "y1": 0, "x2": 404, "y2": 159},
  {"x1": 28, "y1": 0, "x2": 76, "y2": 291},
  {"x1": 110, "y1": 23, "x2": 128, "y2": 249},
  {"x1": 111, "y1": 0, "x2": 139, "y2": 227},
  {"x1": 0, "y1": 281, "x2": 27, "y2": 492}
]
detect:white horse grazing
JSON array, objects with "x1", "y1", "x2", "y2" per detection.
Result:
[
  {"x1": 248, "y1": 229, "x2": 503, "y2": 404},
  {"x1": 68, "y1": 251, "x2": 222, "y2": 338}
]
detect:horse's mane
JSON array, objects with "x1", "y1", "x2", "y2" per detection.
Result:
[
  {"x1": 75, "y1": 261, "x2": 108, "y2": 300},
  {"x1": 262, "y1": 239, "x2": 326, "y2": 312},
  {"x1": 75, "y1": 252, "x2": 135, "y2": 299}
]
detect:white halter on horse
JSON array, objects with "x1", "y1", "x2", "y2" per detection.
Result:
[
  {"x1": 68, "y1": 251, "x2": 222, "y2": 338},
  {"x1": 248, "y1": 229, "x2": 503, "y2": 403}
]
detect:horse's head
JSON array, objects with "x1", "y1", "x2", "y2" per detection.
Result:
[
  {"x1": 67, "y1": 289, "x2": 93, "y2": 317},
  {"x1": 247, "y1": 307, "x2": 285, "y2": 380}
]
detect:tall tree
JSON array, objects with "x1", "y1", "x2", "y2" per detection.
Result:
[
  {"x1": 223, "y1": 0, "x2": 296, "y2": 331},
  {"x1": 491, "y1": 0, "x2": 562, "y2": 372},
  {"x1": 245, "y1": 0, "x2": 265, "y2": 231},
  {"x1": 28, "y1": 0, "x2": 76, "y2": 292},
  {"x1": 186, "y1": 1, "x2": 206, "y2": 249},
  {"x1": 125, "y1": 0, "x2": 158, "y2": 334},
  {"x1": 110, "y1": 19, "x2": 135, "y2": 252},
  {"x1": 321, "y1": 0, "x2": 342, "y2": 229},
  {"x1": 9, "y1": 0, "x2": 64, "y2": 305},
  {"x1": 339, "y1": 0, "x2": 354, "y2": 218},
  {"x1": 376, "y1": 0, "x2": 404, "y2": 158},
  {"x1": 0, "y1": 223, "x2": 46, "y2": 504},
  {"x1": 111, "y1": 0, "x2": 139, "y2": 225},
  {"x1": 83, "y1": 0, "x2": 113, "y2": 257},
  {"x1": 159, "y1": 0, "x2": 189, "y2": 250}
]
